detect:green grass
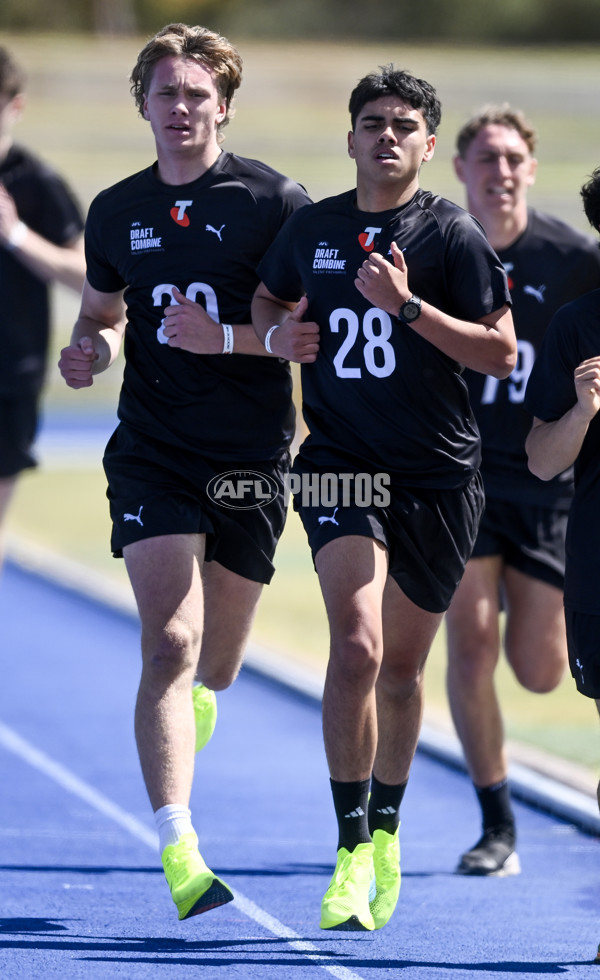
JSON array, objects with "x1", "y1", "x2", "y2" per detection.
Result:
[
  {"x1": 7, "y1": 463, "x2": 600, "y2": 775},
  {"x1": 3, "y1": 33, "x2": 600, "y2": 778}
]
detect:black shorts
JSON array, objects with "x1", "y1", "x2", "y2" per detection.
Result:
[
  {"x1": 471, "y1": 496, "x2": 567, "y2": 590},
  {"x1": 564, "y1": 608, "x2": 600, "y2": 699},
  {"x1": 292, "y1": 458, "x2": 484, "y2": 614},
  {"x1": 103, "y1": 423, "x2": 290, "y2": 585},
  {"x1": 0, "y1": 390, "x2": 40, "y2": 478}
]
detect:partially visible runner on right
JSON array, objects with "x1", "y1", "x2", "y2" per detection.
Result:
[
  {"x1": 524, "y1": 165, "x2": 600, "y2": 965},
  {"x1": 444, "y1": 105, "x2": 600, "y2": 877}
]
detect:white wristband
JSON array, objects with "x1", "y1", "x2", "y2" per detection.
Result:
[
  {"x1": 6, "y1": 220, "x2": 27, "y2": 250},
  {"x1": 264, "y1": 324, "x2": 280, "y2": 354},
  {"x1": 221, "y1": 322, "x2": 234, "y2": 354}
]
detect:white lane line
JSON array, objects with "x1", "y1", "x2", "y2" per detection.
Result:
[{"x1": 0, "y1": 720, "x2": 367, "y2": 980}]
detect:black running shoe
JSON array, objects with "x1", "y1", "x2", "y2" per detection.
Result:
[{"x1": 456, "y1": 825, "x2": 521, "y2": 876}]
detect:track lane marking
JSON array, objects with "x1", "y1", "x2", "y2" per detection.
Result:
[{"x1": 0, "y1": 720, "x2": 367, "y2": 980}]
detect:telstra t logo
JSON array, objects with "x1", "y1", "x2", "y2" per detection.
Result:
[{"x1": 170, "y1": 200, "x2": 193, "y2": 227}]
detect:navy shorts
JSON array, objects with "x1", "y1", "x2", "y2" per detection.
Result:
[
  {"x1": 103, "y1": 423, "x2": 290, "y2": 585},
  {"x1": 471, "y1": 496, "x2": 567, "y2": 590},
  {"x1": 292, "y1": 458, "x2": 484, "y2": 614},
  {"x1": 0, "y1": 390, "x2": 40, "y2": 478},
  {"x1": 564, "y1": 608, "x2": 600, "y2": 699}
]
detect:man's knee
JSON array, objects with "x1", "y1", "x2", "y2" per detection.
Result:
[{"x1": 142, "y1": 619, "x2": 201, "y2": 678}]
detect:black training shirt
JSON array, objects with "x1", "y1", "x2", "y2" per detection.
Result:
[
  {"x1": 465, "y1": 209, "x2": 600, "y2": 509},
  {"x1": 525, "y1": 289, "x2": 600, "y2": 613},
  {"x1": 258, "y1": 187, "x2": 510, "y2": 487},
  {"x1": 85, "y1": 152, "x2": 310, "y2": 461}
]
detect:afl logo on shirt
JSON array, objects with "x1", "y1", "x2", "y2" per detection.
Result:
[
  {"x1": 358, "y1": 226, "x2": 382, "y2": 252},
  {"x1": 170, "y1": 200, "x2": 193, "y2": 227}
]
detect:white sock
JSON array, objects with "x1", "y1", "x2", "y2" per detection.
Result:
[{"x1": 154, "y1": 804, "x2": 194, "y2": 853}]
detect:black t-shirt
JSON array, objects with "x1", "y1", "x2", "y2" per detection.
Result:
[
  {"x1": 525, "y1": 290, "x2": 600, "y2": 612},
  {"x1": 258, "y1": 187, "x2": 510, "y2": 488},
  {"x1": 0, "y1": 143, "x2": 84, "y2": 393},
  {"x1": 85, "y1": 152, "x2": 311, "y2": 461},
  {"x1": 464, "y1": 209, "x2": 600, "y2": 509}
]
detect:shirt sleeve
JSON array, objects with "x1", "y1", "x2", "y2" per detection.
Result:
[
  {"x1": 84, "y1": 193, "x2": 127, "y2": 293},
  {"x1": 257, "y1": 207, "x2": 306, "y2": 303}
]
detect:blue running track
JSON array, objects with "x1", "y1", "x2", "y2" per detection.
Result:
[{"x1": 0, "y1": 556, "x2": 599, "y2": 979}]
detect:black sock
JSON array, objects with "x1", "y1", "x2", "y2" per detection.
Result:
[
  {"x1": 368, "y1": 774, "x2": 407, "y2": 835},
  {"x1": 330, "y1": 778, "x2": 371, "y2": 852},
  {"x1": 475, "y1": 779, "x2": 515, "y2": 833}
]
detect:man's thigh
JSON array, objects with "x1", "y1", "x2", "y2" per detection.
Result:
[
  {"x1": 503, "y1": 565, "x2": 566, "y2": 670},
  {"x1": 123, "y1": 533, "x2": 206, "y2": 638}
]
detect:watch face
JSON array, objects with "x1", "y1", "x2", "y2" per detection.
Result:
[{"x1": 402, "y1": 301, "x2": 420, "y2": 321}]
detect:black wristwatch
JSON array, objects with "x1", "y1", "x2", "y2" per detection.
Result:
[{"x1": 398, "y1": 295, "x2": 422, "y2": 323}]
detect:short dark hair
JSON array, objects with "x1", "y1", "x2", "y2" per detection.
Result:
[
  {"x1": 581, "y1": 168, "x2": 600, "y2": 234},
  {"x1": 455, "y1": 104, "x2": 536, "y2": 158},
  {"x1": 130, "y1": 23, "x2": 243, "y2": 141},
  {"x1": 0, "y1": 46, "x2": 25, "y2": 101},
  {"x1": 348, "y1": 65, "x2": 441, "y2": 135}
]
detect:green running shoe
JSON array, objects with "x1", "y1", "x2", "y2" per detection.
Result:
[
  {"x1": 192, "y1": 684, "x2": 217, "y2": 753},
  {"x1": 370, "y1": 826, "x2": 401, "y2": 929},
  {"x1": 320, "y1": 842, "x2": 376, "y2": 931},
  {"x1": 162, "y1": 832, "x2": 233, "y2": 920}
]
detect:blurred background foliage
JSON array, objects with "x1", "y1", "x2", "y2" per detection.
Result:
[{"x1": 2, "y1": 0, "x2": 600, "y2": 43}]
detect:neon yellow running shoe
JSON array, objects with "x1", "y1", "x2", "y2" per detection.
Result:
[
  {"x1": 161, "y1": 832, "x2": 233, "y2": 920},
  {"x1": 370, "y1": 826, "x2": 401, "y2": 929},
  {"x1": 192, "y1": 684, "x2": 217, "y2": 753},
  {"x1": 320, "y1": 842, "x2": 376, "y2": 931}
]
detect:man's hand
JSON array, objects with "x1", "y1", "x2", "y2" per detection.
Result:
[
  {"x1": 354, "y1": 240, "x2": 410, "y2": 313},
  {"x1": 267, "y1": 296, "x2": 320, "y2": 363},
  {"x1": 58, "y1": 337, "x2": 99, "y2": 389},
  {"x1": 161, "y1": 287, "x2": 224, "y2": 354},
  {"x1": 574, "y1": 356, "x2": 600, "y2": 419},
  {"x1": 0, "y1": 184, "x2": 23, "y2": 248}
]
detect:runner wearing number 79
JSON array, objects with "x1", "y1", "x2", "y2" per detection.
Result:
[
  {"x1": 444, "y1": 106, "x2": 600, "y2": 879},
  {"x1": 252, "y1": 66, "x2": 516, "y2": 932}
]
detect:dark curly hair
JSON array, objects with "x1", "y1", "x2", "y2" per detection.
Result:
[{"x1": 348, "y1": 65, "x2": 441, "y2": 135}]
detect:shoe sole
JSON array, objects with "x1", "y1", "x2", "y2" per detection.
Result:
[
  {"x1": 456, "y1": 850, "x2": 521, "y2": 877},
  {"x1": 180, "y1": 879, "x2": 234, "y2": 920},
  {"x1": 321, "y1": 914, "x2": 373, "y2": 931}
]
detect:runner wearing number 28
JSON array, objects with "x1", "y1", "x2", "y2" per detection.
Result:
[{"x1": 252, "y1": 66, "x2": 516, "y2": 931}]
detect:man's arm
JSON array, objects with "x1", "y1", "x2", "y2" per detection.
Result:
[
  {"x1": 0, "y1": 185, "x2": 86, "y2": 292},
  {"x1": 58, "y1": 279, "x2": 126, "y2": 389},
  {"x1": 161, "y1": 288, "x2": 273, "y2": 356},
  {"x1": 162, "y1": 287, "x2": 314, "y2": 358},
  {"x1": 526, "y1": 356, "x2": 600, "y2": 480},
  {"x1": 355, "y1": 241, "x2": 516, "y2": 379},
  {"x1": 251, "y1": 284, "x2": 319, "y2": 362}
]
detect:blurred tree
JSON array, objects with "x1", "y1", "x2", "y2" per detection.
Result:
[
  {"x1": 92, "y1": 0, "x2": 136, "y2": 34},
  {"x1": 1, "y1": 0, "x2": 600, "y2": 42}
]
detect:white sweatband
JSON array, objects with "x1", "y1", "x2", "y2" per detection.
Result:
[
  {"x1": 221, "y1": 323, "x2": 234, "y2": 354},
  {"x1": 264, "y1": 324, "x2": 280, "y2": 354},
  {"x1": 6, "y1": 220, "x2": 27, "y2": 250}
]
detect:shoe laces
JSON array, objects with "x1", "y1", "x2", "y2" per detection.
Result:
[
  {"x1": 164, "y1": 840, "x2": 196, "y2": 886},
  {"x1": 374, "y1": 838, "x2": 399, "y2": 885},
  {"x1": 331, "y1": 848, "x2": 373, "y2": 894}
]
